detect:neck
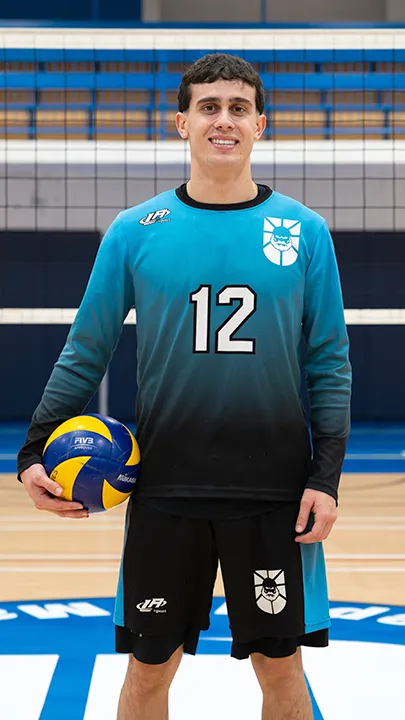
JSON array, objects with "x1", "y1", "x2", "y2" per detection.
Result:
[{"x1": 187, "y1": 165, "x2": 258, "y2": 205}]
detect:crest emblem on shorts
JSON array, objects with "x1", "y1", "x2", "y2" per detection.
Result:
[
  {"x1": 254, "y1": 570, "x2": 287, "y2": 615},
  {"x1": 263, "y1": 217, "x2": 300, "y2": 266}
]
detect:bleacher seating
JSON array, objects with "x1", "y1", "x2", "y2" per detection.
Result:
[{"x1": 2, "y1": 49, "x2": 405, "y2": 140}]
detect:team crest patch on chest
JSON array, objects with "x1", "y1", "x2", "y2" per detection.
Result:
[
  {"x1": 254, "y1": 570, "x2": 287, "y2": 615},
  {"x1": 263, "y1": 217, "x2": 300, "y2": 266}
]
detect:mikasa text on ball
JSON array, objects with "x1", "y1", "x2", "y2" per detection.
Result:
[{"x1": 42, "y1": 414, "x2": 141, "y2": 513}]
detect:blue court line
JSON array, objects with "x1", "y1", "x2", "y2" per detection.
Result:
[
  {"x1": 39, "y1": 654, "x2": 94, "y2": 720},
  {"x1": 306, "y1": 679, "x2": 324, "y2": 720},
  {"x1": 345, "y1": 453, "x2": 405, "y2": 459}
]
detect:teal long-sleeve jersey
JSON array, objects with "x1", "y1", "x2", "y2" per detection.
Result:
[{"x1": 18, "y1": 184, "x2": 351, "y2": 502}]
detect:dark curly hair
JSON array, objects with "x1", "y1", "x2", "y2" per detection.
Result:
[{"x1": 178, "y1": 53, "x2": 265, "y2": 115}]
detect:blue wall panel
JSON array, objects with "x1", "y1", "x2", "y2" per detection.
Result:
[
  {"x1": 0, "y1": 0, "x2": 141, "y2": 21},
  {"x1": 333, "y1": 232, "x2": 405, "y2": 422},
  {"x1": 333, "y1": 232, "x2": 405, "y2": 309},
  {"x1": 348, "y1": 326, "x2": 405, "y2": 421}
]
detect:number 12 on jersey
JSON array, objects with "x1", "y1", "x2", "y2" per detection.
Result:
[{"x1": 189, "y1": 285, "x2": 257, "y2": 354}]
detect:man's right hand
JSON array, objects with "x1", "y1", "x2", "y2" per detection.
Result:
[{"x1": 20, "y1": 463, "x2": 89, "y2": 519}]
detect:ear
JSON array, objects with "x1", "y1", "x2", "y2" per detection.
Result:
[
  {"x1": 254, "y1": 113, "x2": 267, "y2": 141},
  {"x1": 175, "y1": 111, "x2": 189, "y2": 140}
]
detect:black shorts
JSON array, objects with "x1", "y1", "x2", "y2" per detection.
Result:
[{"x1": 114, "y1": 501, "x2": 330, "y2": 664}]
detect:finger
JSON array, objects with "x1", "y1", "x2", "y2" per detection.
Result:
[
  {"x1": 295, "y1": 501, "x2": 312, "y2": 534},
  {"x1": 307, "y1": 510, "x2": 338, "y2": 542},
  {"x1": 295, "y1": 530, "x2": 318, "y2": 544},
  {"x1": 319, "y1": 520, "x2": 335, "y2": 541},
  {"x1": 34, "y1": 473, "x2": 64, "y2": 497},
  {"x1": 52, "y1": 510, "x2": 89, "y2": 519},
  {"x1": 295, "y1": 519, "x2": 327, "y2": 544},
  {"x1": 35, "y1": 496, "x2": 84, "y2": 512}
]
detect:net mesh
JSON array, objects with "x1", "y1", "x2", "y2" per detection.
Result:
[{"x1": 1, "y1": 28, "x2": 405, "y2": 232}]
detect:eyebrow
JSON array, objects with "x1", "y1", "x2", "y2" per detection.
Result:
[{"x1": 196, "y1": 96, "x2": 254, "y2": 107}]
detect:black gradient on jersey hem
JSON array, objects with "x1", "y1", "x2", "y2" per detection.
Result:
[
  {"x1": 135, "y1": 496, "x2": 299, "y2": 521},
  {"x1": 135, "y1": 487, "x2": 305, "y2": 501},
  {"x1": 175, "y1": 182, "x2": 272, "y2": 211}
]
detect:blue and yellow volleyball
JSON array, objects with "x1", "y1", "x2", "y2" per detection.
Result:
[{"x1": 42, "y1": 414, "x2": 140, "y2": 513}]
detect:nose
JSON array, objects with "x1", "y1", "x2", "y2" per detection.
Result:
[{"x1": 213, "y1": 109, "x2": 235, "y2": 130}]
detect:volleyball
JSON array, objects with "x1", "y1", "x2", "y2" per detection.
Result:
[{"x1": 42, "y1": 414, "x2": 140, "y2": 513}]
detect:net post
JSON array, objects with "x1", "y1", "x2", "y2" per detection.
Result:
[{"x1": 98, "y1": 371, "x2": 109, "y2": 417}]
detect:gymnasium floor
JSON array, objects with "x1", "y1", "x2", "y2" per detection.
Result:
[{"x1": 1, "y1": 423, "x2": 405, "y2": 720}]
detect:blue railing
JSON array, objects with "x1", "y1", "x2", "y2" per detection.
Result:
[
  {"x1": 2, "y1": 49, "x2": 405, "y2": 139},
  {"x1": 2, "y1": 48, "x2": 405, "y2": 62},
  {"x1": 2, "y1": 72, "x2": 405, "y2": 91}
]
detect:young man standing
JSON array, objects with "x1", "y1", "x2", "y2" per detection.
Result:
[{"x1": 18, "y1": 54, "x2": 351, "y2": 720}]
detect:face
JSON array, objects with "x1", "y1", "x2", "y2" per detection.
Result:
[
  {"x1": 271, "y1": 227, "x2": 293, "y2": 251},
  {"x1": 262, "y1": 578, "x2": 279, "y2": 601},
  {"x1": 176, "y1": 79, "x2": 266, "y2": 172}
]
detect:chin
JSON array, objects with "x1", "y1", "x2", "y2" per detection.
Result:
[{"x1": 208, "y1": 152, "x2": 242, "y2": 165}]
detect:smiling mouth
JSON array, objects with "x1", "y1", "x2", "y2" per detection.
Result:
[{"x1": 209, "y1": 139, "x2": 239, "y2": 148}]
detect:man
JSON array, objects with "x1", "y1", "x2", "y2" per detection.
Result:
[{"x1": 18, "y1": 54, "x2": 351, "y2": 720}]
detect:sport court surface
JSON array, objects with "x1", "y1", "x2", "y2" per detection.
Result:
[{"x1": 1, "y1": 423, "x2": 405, "y2": 720}]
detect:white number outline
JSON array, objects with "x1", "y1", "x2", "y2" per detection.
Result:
[{"x1": 190, "y1": 284, "x2": 257, "y2": 354}]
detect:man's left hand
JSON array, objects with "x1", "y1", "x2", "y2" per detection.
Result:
[{"x1": 295, "y1": 488, "x2": 337, "y2": 544}]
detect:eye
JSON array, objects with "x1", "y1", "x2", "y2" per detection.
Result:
[
  {"x1": 233, "y1": 106, "x2": 246, "y2": 113},
  {"x1": 202, "y1": 104, "x2": 217, "y2": 112}
]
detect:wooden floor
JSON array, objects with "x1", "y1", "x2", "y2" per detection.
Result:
[{"x1": 1, "y1": 472, "x2": 405, "y2": 604}]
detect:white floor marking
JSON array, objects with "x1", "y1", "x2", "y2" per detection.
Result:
[
  {"x1": 3, "y1": 565, "x2": 405, "y2": 574},
  {"x1": 0, "y1": 567, "x2": 119, "y2": 573},
  {"x1": 2, "y1": 642, "x2": 405, "y2": 720},
  {"x1": 0, "y1": 524, "x2": 122, "y2": 532},
  {"x1": 4, "y1": 552, "x2": 405, "y2": 562},
  {"x1": 338, "y1": 516, "x2": 405, "y2": 522},
  {"x1": 0, "y1": 554, "x2": 121, "y2": 560},
  {"x1": 303, "y1": 640, "x2": 405, "y2": 719},
  {"x1": 327, "y1": 567, "x2": 405, "y2": 573},
  {"x1": 170, "y1": 654, "x2": 263, "y2": 719},
  {"x1": 333, "y1": 524, "x2": 405, "y2": 531},
  {"x1": 0, "y1": 655, "x2": 58, "y2": 720},
  {"x1": 83, "y1": 654, "x2": 263, "y2": 720},
  {"x1": 83, "y1": 655, "x2": 127, "y2": 720}
]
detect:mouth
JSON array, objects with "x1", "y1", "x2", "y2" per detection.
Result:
[{"x1": 209, "y1": 138, "x2": 239, "y2": 150}]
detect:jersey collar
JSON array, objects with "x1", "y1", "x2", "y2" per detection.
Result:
[{"x1": 175, "y1": 183, "x2": 272, "y2": 211}]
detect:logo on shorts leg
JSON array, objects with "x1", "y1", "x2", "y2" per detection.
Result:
[
  {"x1": 136, "y1": 598, "x2": 167, "y2": 613},
  {"x1": 254, "y1": 570, "x2": 287, "y2": 615}
]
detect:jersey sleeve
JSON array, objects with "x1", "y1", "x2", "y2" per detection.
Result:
[
  {"x1": 302, "y1": 220, "x2": 352, "y2": 502},
  {"x1": 17, "y1": 214, "x2": 135, "y2": 478}
]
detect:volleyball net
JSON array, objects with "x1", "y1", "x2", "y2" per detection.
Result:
[
  {"x1": 1, "y1": 26, "x2": 405, "y2": 421},
  {"x1": 1, "y1": 27, "x2": 405, "y2": 232}
]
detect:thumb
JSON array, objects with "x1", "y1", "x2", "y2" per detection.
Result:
[
  {"x1": 34, "y1": 466, "x2": 64, "y2": 497},
  {"x1": 296, "y1": 501, "x2": 311, "y2": 533}
]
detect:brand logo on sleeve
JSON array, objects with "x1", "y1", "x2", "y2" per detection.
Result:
[
  {"x1": 263, "y1": 217, "x2": 300, "y2": 266},
  {"x1": 139, "y1": 209, "x2": 171, "y2": 226}
]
